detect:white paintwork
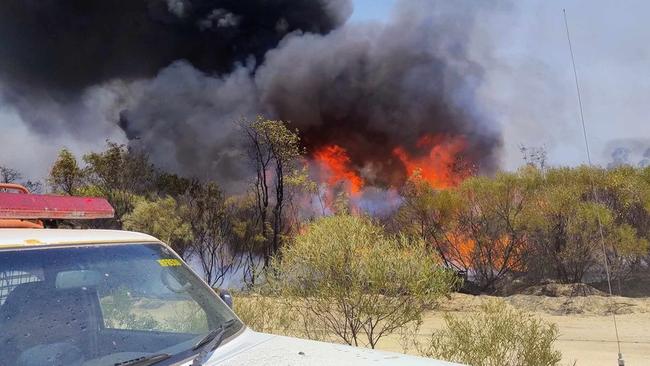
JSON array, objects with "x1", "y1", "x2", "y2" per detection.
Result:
[
  {"x1": 190, "y1": 328, "x2": 464, "y2": 366},
  {"x1": 0, "y1": 228, "x2": 159, "y2": 247}
]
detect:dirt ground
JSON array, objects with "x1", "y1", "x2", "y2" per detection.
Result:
[{"x1": 376, "y1": 294, "x2": 650, "y2": 366}]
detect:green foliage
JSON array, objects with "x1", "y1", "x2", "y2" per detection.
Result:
[
  {"x1": 82, "y1": 142, "x2": 154, "y2": 192},
  {"x1": 181, "y1": 181, "x2": 238, "y2": 286},
  {"x1": 48, "y1": 148, "x2": 84, "y2": 195},
  {"x1": 332, "y1": 191, "x2": 352, "y2": 215},
  {"x1": 285, "y1": 166, "x2": 317, "y2": 194},
  {"x1": 268, "y1": 214, "x2": 459, "y2": 348},
  {"x1": 522, "y1": 166, "x2": 650, "y2": 283},
  {"x1": 248, "y1": 116, "x2": 304, "y2": 162},
  {"x1": 182, "y1": 182, "x2": 225, "y2": 242},
  {"x1": 123, "y1": 196, "x2": 193, "y2": 258},
  {"x1": 226, "y1": 195, "x2": 265, "y2": 253},
  {"x1": 420, "y1": 301, "x2": 562, "y2": 366},
  {"x1": 82, "y1": 141, "x2": 157, "y2": 225},
  {"x1": 156, "y1": 172, "x2": 192, "y2": 197}
]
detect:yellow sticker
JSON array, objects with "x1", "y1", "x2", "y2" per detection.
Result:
[{"x1": 157, "y1": 259, "x2": 182, "y2": 267}]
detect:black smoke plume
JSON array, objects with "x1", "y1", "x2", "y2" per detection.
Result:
[
  {"x1": 0, "y1": 0, "x2": 348, "y2": 94},
  {"x1": 0, "y1": 0, "x2": 502, "y2": 191}
]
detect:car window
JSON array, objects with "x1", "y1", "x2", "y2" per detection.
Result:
[
  {"x1": 0, "y1": 270, "x2": 43, "y2": 305},
  {"x1": 95, "y1": 257, "x2": 210, "y2": 334},
  {"x1": 0, "y1": 244, "x2": 241, "y2": 366}
]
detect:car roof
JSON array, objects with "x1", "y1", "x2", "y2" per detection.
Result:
[{"x1": 0, "y1": 229, "x2": 160, "y2": 248}]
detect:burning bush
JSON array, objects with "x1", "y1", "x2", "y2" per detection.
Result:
[
  {"x1": 393, "y1": 169, "x2": 532, "y2": 292},
  {"x1": 393, "y1": 165, "x2": 650, "y2": 291}
]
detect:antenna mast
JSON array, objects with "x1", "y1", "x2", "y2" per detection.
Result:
[{"x1": 563, "y1": 9, "x2": 624, "y2": 366}]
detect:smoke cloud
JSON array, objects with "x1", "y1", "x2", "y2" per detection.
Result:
[
  {"x1": 0, "y1": 0, "x2": 349, "y2": 93},
  {"x1": 605, "y1": 139, "x2": 650, "y2": 169},
  {"x1": 0, "y1": 0, "x2": 502, "y2": 192},
  {"x1": 256, "y1": 3, "x2": 502, "y2": 186}
]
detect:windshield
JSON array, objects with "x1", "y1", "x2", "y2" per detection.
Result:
[{"x1": 0, "y1": 243, "x2": 242, "y2": 366}]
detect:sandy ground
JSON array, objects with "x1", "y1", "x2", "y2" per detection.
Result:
[
  {"x1": 375, "y1": 294, "x2": 650, "y2": 366},
  {"x1": 539, "y1": 313, "x2": 650, "y2": 366}
]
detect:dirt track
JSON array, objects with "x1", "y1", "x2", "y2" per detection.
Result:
[{"x1": 376, "y1": 294, "x2": 650, "y2": 366}]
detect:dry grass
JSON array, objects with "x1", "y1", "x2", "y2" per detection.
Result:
[{"x1": 233, "y1": 294, "x2": 332, "y2": 342}]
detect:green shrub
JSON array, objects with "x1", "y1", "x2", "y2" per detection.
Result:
[
  {"x1": 233, "y1": 294, "x2": 295, "y2": 335},
  {"x1": 233, "y1": 293, "x2": 331, "y2": 341},
  {"x1": 419, "y1": 300, "x2": 562, "y2": 366},
  {"x1": 268, "y1": 214, "x2": 459, "y2": 348}
]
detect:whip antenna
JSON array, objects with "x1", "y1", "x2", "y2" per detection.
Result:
[{"x1": 563, "y1": 9, "x2": 624, "y2": 366}]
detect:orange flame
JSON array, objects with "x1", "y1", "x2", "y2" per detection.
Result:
[
  {"x1": 313, "y1": 145, "x2": 364, "y2": 195},
  {"x1": 444, "y1": 232, "x2": 475, "y2": 268},
  {"x1": 393, "y1": 134, "x2": 469, "y2": 189},
  {"x1": 444, "y1": 232, "x2": 526, "y2": 272}
]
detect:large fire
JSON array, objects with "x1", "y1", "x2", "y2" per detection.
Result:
[
  {"x1": 392, "y1": 134, "x2": 470, "y2": 189},
  {"x1": 313, "y1": 144, "x2": 364, "y2": 196},
  {"x1": 310, "y1": 136, "x2": 514, "y2": 270},
  {"x1": 312, "y1": 134, "x2": 471, "y2": 197}
]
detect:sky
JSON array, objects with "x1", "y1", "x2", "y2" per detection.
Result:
[
  {"x1": 2, "y1": 0, "x2": 650, "y2": 180},
  {"x1": 350, "y1": 0, "x2": 397, "y2": 22},
  {"x1": 484, "y1": 1, "x2": 650, "y2": 170}
]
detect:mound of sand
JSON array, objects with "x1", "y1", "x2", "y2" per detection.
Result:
[
  {"x1": 505, "y1": 294, "x2": 650, "y2": 315},
  {"x1": 436, "y1": 292, "x2": 650, "y2": 316},
  {"x1": 520, "y1": 283, "x2": 606, "y2": 297}
]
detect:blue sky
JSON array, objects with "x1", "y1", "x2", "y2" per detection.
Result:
[{"x1": 350, "y1": 0, "x2": 396, "y2": 22}]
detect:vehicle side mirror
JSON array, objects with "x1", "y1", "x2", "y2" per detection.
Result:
[{"x1": 218, "y1": 289, "x2": 233, "y2": 308}]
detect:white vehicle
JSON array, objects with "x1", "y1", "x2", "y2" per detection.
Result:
[{"x1": 0, "y1": 184, "x2": 461, "y2": 366}]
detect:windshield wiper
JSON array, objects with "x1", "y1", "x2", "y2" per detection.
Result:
[
  {"x1": 191, "y1": 319, "x2": 236, "y2": 366},
  {"x1": 114, "y1": 353, "x2": 171, "y2": 366}
]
